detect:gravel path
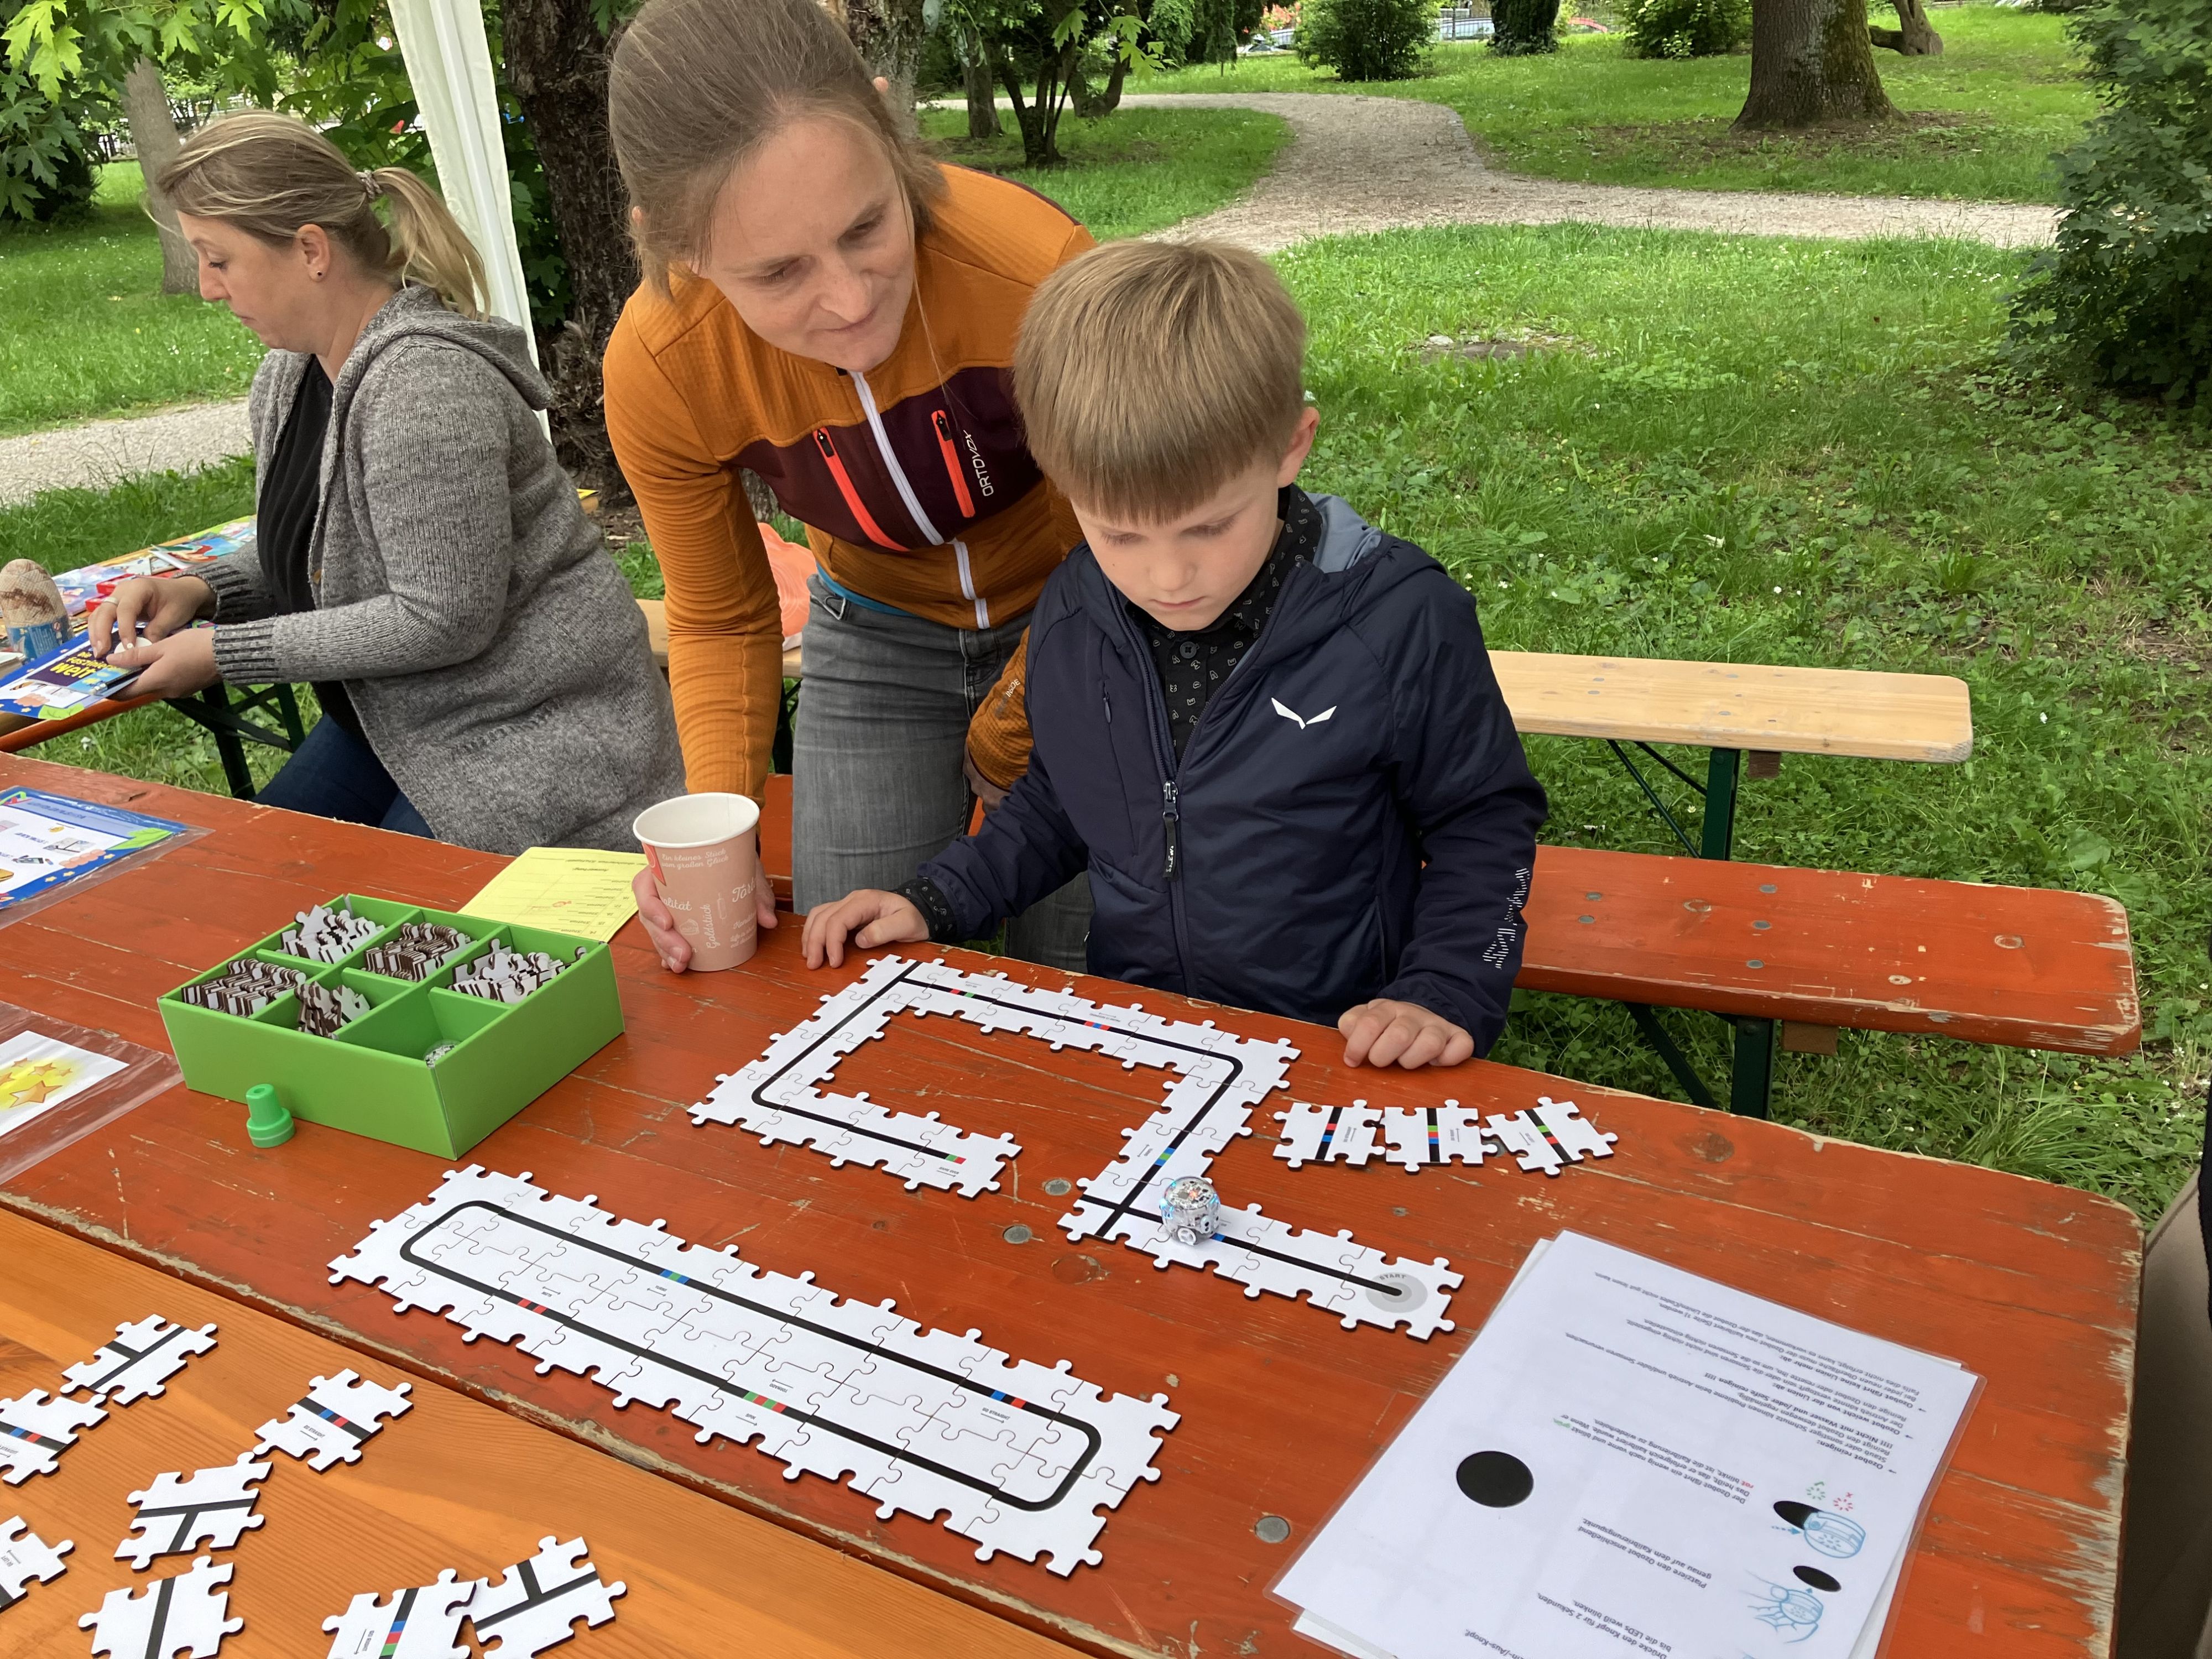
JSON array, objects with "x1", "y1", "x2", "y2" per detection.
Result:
[
  {"x1": 2, "y1": 92, "x2": 2054, "y2": 507},
  {"x1": 1124, "y1": 91, "x2": 2059, "y2": 253},
  {"x1": 0, "y1": 398, "x2": 249, "y2": 508}
]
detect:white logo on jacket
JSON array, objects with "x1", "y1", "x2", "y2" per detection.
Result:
[{"x1": 1271, "y1": 698, "x2": 1337, "y2": 730}]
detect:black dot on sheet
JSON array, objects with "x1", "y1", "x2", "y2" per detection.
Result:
[
  {"x1": 1455, "y1": 1451, "x2": 1534, "y2": 1508},
  {"x1": 1793, "y1": 1566, "x2": 1843, "y2": 1593}
]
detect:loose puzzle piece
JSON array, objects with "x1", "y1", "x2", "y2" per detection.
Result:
[
  {"x1": 467, "y1": 1537, "x2": 623, "y2": 1656},
  {"x1": 254, "y1": 1371, "x2": 414, "y2": 1471},
  {"x1": 117, "y1": 1460, "x2": 270, "y2": 1569},
  {"x1": 81, "y1": 1556, "x2": 240, "y2": 1658},
  {"x1": 1534, "y1": 1095, "x2": 1619, "y2": 1162},
  {"x1": 321, "y1": 1568, "x2": 481, "y2": 1659},
  {"x1": 0, "y1": 1389, "x2": 105, "y2": 1484},
  {"x1": 0, "y1": 1515, "x2": 71, "y2": 1609},
  {"x1": 62, "y1": 1316, "x2": 218, "y2": 1406},
  {"x1": 331, "y1": 1168, "x2": 1177, "y2": 1574}
]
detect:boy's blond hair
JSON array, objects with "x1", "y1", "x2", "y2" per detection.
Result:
[{"x1": 1014, "y1": 239, "x2": 1306, "y2": 523}]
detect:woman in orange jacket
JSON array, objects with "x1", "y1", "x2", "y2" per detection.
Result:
[{"x1": 606, "y1": 0, "x2": 1087, "y2": 969}]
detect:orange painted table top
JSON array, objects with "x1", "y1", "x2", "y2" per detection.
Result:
[
  {"x1": 0, "y1": 752, "x2": 2140, "y2": 1659},
  {"x1": 0, "y1": 1203, "x2": 1077, "y2": 1658}
]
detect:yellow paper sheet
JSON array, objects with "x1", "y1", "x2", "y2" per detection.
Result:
[{"x1": 462, "y1": 847, "x2": 648, "y2": 942}]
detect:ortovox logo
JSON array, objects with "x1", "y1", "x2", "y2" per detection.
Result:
[{"x1": 1271, "y1": 698, "x2": 1337, "y2": 729}]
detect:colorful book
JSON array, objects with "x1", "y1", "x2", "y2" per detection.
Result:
[
  {"x1": 0, "y1": 634, "x2": 143, "y2": 721},
  {"x1": 50, "y1": 517, "x2": 254, "y2": 618}
]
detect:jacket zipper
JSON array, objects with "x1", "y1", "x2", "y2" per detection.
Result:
[
  {"x1": 850, "y1": 373, "x2": 989, "y2": 627},
  {"x1": 1161, "y1": 781, "x2": 1181, "y2": 881},
  {"x1": 931, "y1": 409, "x2": 977, "y2": 518},
  {"x1": 811, "y1": 427, "x2": 900, "y2": 550}
]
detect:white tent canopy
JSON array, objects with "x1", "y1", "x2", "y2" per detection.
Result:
[{"x1": 386, "y1": 0, "x2": 538, "y2": 364}]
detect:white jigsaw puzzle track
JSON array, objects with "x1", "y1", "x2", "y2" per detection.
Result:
[
  {"x1": 0, "y1": 1389, "x2": 105, "y2": 1484},
  {"x1": 329, "y1": 1167, "x2": 1176, "y2": 1576},
  {"x1": 0, "y1": 1515, "x2": 72, "y2": 1607},
  {"x1": 690, "y1": 956, "x2": 1021, "y2": 1198},
  {"x1": 62, "y1": 1316, "x2": 218, "y2": 1405},
  {"x1": 1275, "y1": 1093, "x2": 1620, "y2": 1178},
  {"x1": 693, "y1": 954, "x2": 1460, "y2": 1339}
]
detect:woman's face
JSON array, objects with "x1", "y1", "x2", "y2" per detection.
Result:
[
  {"x1": 177, "y1": 213, "x2": 330, "y2": 353},
  {"x1": 695, "y1": 113, "x2": 917, "y2": 375}
]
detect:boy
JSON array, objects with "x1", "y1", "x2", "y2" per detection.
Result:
[{"x1": 804, "y1": 240, "x2": 1547, "y2": 1069}]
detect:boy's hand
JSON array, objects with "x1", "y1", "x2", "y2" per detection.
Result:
[
  {"x1": 803, "y1": 889, "x2": 928, "y2": 968},
  {"x1": 1339, "y1": 999, "x2": 1474, "y2": 1070}
]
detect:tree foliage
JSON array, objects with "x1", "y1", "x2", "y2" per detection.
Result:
[
  {"x1": 2010, "y1": 0, "x2": 2212, "y2": 399},
  {"x1": 0, "y1": 0, "x2": 280, "y2": 221},
  {"x1": 1293, "y1": 0, "x2": 1432, "y2": 80},
  {"x1": 1618, "y1": 0, "x2": 1747, "y2": 58}
]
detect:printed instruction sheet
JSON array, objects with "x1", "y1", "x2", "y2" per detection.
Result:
[{"x1": 1277, "y1": 1231, "x2": 1978, "y2": 1659}]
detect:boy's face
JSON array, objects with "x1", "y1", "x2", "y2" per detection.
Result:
[{"x1": 1073, "y1": 408, "x2": 1319, "y2": 633}]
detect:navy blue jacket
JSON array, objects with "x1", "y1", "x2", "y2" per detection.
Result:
[{"x1": 920, "y1": 493, "x2": 1548, "y2": 1052}]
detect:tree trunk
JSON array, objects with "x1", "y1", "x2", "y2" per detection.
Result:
[
  {"x1": 1072, "y1": 47, "x2": 1128, "y2": 116},
  {"x1": 1869, "y1": 0, "x2": 1943, "y2": 54},
  {"x1": 503, "y1": 0, "x2": 639, "y2": 486},
  {"x1": 1491, "y1": 0, "x2": 1561, "y2": 55},
  {"x1": 1736, "y1": 0, "x2": 1896, "y2": 128},
  {"x1": 843, "y1": 0, "x2": 928, "y2": 110},
  {"x1": 992, "y1": 50, "x2": 1052, "y2": 166},
  {"x1": 963, "y1": 44, "x2": 1001, "y2": 138},
  {"x1": 121, "y1": 59, "x2": 196, "y2": 296}
]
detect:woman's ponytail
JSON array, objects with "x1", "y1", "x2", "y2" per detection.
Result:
[
  {"x1": 159, "y1": 113, "x2": 488, "y2": 318},
  {"x1": 368, "y1": 166, "x2": 488, "y2": 319}
]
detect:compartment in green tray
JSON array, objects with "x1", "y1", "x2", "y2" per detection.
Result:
[{"x1": 157, "y1": 891, "x2": 625, "y2": 1158}]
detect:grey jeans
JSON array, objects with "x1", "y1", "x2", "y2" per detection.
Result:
[{"x1": 794, "y1": 575, "x2": 1091, "y2": 973}]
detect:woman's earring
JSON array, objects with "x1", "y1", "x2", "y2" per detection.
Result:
[{"x1": 312, "y1": 269, "x2": 326, "y2": 281}]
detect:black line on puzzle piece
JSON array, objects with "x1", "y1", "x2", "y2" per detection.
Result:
[
  {"x1": 2, "y1": 1426, "x2": 71, "y2": 1452},
  {"x1": 131, "y1": 1497, "x2": 257, "y2": 1521},
  {"x1": 398, "y1": 1201, "x2": 1100, "y2": 1512},
  {"x1": 383, "y1": 1583, "x2": 419, "y2": 1642},
  {"x1": 87, "y1": 1324, "x2": 189, "y2": 1394},
  {"x1": 1073, "y1": 1193, "x2": 1399, "y2": 1295},
  {"x1": 747, "y1": 963, "x2": 950, "y2": 1159},
  {"x1": 140, "y1": 1572, "x2": 176, "y2": 1659},
  {"x1": 470, "y1": 1566, "x2": 606, "y2": 1634},
  {"x1": 0, "y1": 1582, "x2": 19, "y2": 1611}
]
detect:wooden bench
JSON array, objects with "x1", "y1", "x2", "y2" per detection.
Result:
[
  {"x1": 751, "y1": 776, "x2": 2137, "y2": 1117},
  {"x1": 1491, "y1": 652, "x2": 1972, "y2": 859}
]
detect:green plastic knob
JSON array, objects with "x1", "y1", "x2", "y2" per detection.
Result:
[{"x1": 244, "y1": 1083, "x2": 295, "y2": 1149}]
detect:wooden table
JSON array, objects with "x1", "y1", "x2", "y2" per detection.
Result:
[
  {"x1": 0, "y1": 1206, "x2": 1078, "y2": 1657},
  {"x1": 0, "y1": 752, "x2": 2138, "y2": 1659}
]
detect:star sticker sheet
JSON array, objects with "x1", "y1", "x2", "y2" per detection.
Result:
[{"x1": 0, "y1": 1005, "x2": 177, "y2": 1185}]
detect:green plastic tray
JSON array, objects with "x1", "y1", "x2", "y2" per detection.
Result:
[{"x1": 157, "y1": 893, "x2": 624, "y2": 1158}]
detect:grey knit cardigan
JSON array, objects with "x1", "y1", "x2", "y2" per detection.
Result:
[{"x1": 202, "y1": 287, "x2": 686, "y2": 855}]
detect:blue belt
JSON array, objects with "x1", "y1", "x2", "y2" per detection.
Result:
[{"x1": 813, "y1": 568, "x2": 912, "y2": 618}]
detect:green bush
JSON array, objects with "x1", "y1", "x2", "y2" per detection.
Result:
[
  {"x1": 1616, "y1": 0, "x2": 1748, "y2": 58},
  {"x1": 1490, "y1": 0, "x2": 1559, "y2": 54},
  {"x1": 2010, "y1": 0, "x2": 2212, "y2": 399},
  {"x1": 1295, "y1": 0, "x2": 1434, "y2": 79}
]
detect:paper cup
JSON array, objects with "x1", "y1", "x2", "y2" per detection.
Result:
[{"x1": 633, "y1": 792, "x2": 762, "y2": 972}]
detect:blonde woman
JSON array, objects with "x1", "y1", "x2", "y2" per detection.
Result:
[
  {"x1": 605, "y1": 0, "x2": 1091, "y2": 971},
  {"x1": 91, "y1": 112, "x2": 685, "y2": 855}
]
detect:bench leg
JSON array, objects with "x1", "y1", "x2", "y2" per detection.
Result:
[
  {"x1": 1624, "y1": 1003, "x2": 1719, "y2": 1111},
  {"x1": 1700, "y1": 747, "x2": 1741, "y2": 860},
  {"x1": 1729, "y1": 1016, "x2": 1776, "y2": 1118}
]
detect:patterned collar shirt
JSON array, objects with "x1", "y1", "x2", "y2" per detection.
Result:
[{"x1": 1130, "y1": 484, "x2": 1321, "y2": 760}]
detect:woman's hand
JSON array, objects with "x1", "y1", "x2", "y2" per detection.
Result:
[
  {"x1": 1338, "y1": 999, "x2": 1475, "y2": 1070},
  {"x1": 88, "y1": 575, "x2": 213, "y2": 661},
  {"x1": 802, "y1": 889, "x2": 927, "y2": 969},
  {"x1": 631, "y1": 842, "x2": 779, "y2": 972},
  {"x1": 106, "y1": 627, "x2": 221, "y2": 700}
]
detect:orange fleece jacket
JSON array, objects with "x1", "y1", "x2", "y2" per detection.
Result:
[{"x1": 604, "y1": 165, "x2": 1092, "y2": 803}]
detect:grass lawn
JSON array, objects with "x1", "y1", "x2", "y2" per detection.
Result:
[
  {"x1": 918, "y1": 104, "x2": 1287, "y2": 238},
  {"x1": 1150, "y1": 6, "x2": 2091, "y2": 202},
  {"x1": 0, "y1": 109, "x2": 1284, "y2": 442},
  {"x1": 6, "y1": 220, "x2": 2203, "y2": 1222},
  {"x1": 0, "y1": 167, "x2": 264, "y2": 439}
]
